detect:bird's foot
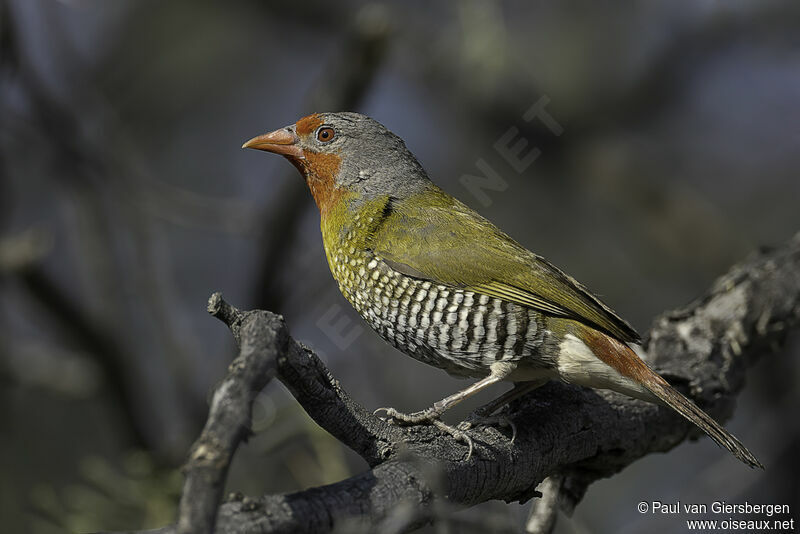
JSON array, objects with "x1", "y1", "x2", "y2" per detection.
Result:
[
  {"x1": 458, "y1": 407, "x2": 517, "y2": 443},
  {"x1": 431, "y1": 419, "x2": 475, "y2": 460},
  {"x1": 374, "y1": 406, "x2": 475, "y2": 460},
  {"x1": 373, "y1": 406, "x2": 442, "y2": 424}
]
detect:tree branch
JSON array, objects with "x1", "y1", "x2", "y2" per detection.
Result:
[
  {"x1": 175, "y1": 295, "x2": 286, "y2": 534},
  {"x1": 117, "y1": 232, "x2": 800, "y2": 534}
]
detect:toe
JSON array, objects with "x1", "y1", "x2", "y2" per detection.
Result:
[{"x1": 432, "y1": 419, "x2": 475, "y2": 460}]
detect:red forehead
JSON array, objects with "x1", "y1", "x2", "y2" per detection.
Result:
[{"x1": 295, "y1": 113, "x2": 324, "y2": 136}]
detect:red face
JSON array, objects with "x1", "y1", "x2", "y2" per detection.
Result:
[{"x1": 244, "y1": 113, "x2": 344, "y2": 217}]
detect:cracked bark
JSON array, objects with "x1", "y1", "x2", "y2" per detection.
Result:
[{"x1": 113, "y1": 233, "x2": 799, "y2": 534}]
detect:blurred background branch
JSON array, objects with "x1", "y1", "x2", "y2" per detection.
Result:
[{"x1": 252, "y1": 3, "x2": 392, "y2": 314}]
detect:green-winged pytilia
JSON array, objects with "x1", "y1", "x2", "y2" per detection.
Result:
[{"x1": 243, "y1": 112, "x2": 761, "y2": 468}]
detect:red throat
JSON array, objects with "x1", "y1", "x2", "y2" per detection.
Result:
[
  {"x1": 296, "y1": 150, "x2": 344, "y2": 218},
  {"x1": 246, "y1": 113, "x2": 346, "y2": 217}
]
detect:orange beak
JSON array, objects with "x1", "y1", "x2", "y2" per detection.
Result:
[{"x1": 242, "y1": 127, "x2": 304, "y2": 158}]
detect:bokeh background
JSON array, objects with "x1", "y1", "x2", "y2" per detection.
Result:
[{"x1": 1, "y1": 1, "x2": 799, "y2": 532}]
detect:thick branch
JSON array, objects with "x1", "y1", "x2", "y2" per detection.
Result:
[
  {"x1": 127, "y1": 233, "x2": 799, "y2": 534},
  {"x1": 175, "y1": 295, "x2": 287, "y2": 534}
]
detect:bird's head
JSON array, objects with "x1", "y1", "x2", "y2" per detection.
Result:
[{"x1": 243, "y1": 112, "x2": 431, "y2": 216}]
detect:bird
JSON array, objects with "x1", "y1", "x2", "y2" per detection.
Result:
[{"x1": 243, "y1": 111, "x2": 762, "y2": 468}]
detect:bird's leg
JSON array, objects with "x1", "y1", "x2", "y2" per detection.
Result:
[
  {"x1": 374, "y1": 363, "x2": 515, "y2": 460},
  {"x1": 474, "y1": 378, "x2": 548, "y2": 417},
  {"x1": 458, "y1": 378, "x2": 548, "y2": 441},
  {"x1": 375, "y1": 362, "x2": 514, "y2": 424}
]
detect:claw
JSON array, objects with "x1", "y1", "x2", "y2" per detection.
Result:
[
  {"x1": 459, "y1": 411, "x2": 516, "y2": 443},
  {"x1": 373, "y1": 407, "x2": 394, "y2": 420},
  {"x1": 373, "y1": 406, "x2": 476, "y2": 459},
  {"x1": 432, "y1": 419, "x2": 475, "y2": 461},
  {"x1": 371, "y1": 406, "x2": 442, "y2": 425}
]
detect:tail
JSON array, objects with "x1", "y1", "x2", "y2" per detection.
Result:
[
  {"x1": 641, "y1": 372, "x2": 763, "y2": 469},
  {"x1": 567, "y1": 328, "x2": 763, "y2": 469}
]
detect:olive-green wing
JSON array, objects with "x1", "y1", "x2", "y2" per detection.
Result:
[{"x1": 370, "y1": 189, "x2": 641, "y2": 343}]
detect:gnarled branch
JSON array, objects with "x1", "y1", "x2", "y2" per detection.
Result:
[{"x1": 119, "y1": 232, "x2": 799, "y2": 534}]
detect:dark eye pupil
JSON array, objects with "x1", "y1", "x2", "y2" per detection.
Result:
[{"x1": 318, "y1": 127, "x2": 334, "y2": 142}]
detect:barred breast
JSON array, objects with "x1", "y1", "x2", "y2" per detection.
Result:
[{"x1": 327, "y1": 243, "x2": 549, "y2": 378}]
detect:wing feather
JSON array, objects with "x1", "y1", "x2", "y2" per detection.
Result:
[{"x1": 369, "y1": 188, "x2": 641, "y2": 343}]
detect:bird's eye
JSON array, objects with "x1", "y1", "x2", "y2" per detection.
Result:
[{"x1": 316, "y1": 127, "x2": 335, "y2": 143}]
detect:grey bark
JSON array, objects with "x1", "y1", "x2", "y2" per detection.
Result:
[
  {"x1": 114, "y1": 232, "x2": 800, "y2": 534},
  {"x1": 175, "y1": 296, "x2": 287, "y2": 534}
]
